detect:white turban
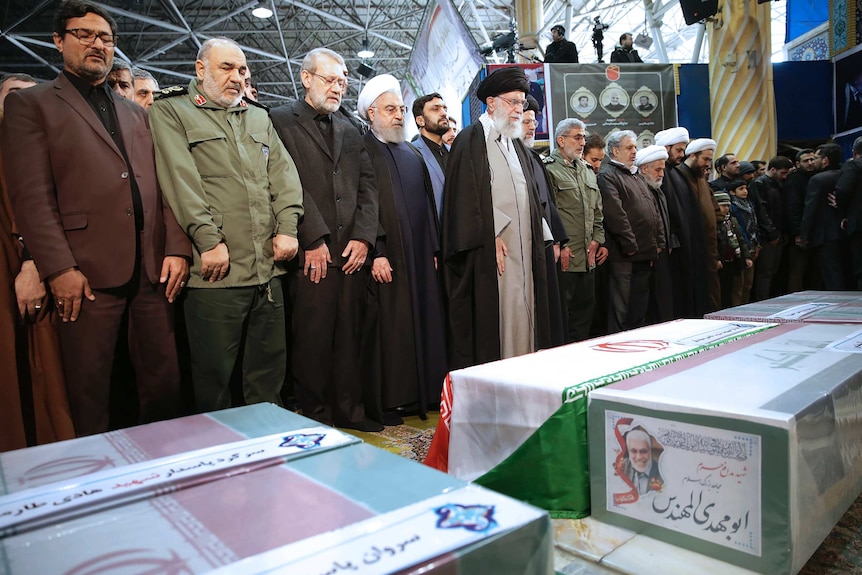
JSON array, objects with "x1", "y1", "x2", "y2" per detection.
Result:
[
  {"x1": 655, "y1": 127, "x2": 689, "y2": 147},
  {"x1": 685, "y1": 138, "x2": 717, "y2": 155},
  {"x1": 357, "y1": 74, "x2": 401, "y2": 120},
  {"x1": 635, "y1": 145, "x2": 669, "y2": 167}
]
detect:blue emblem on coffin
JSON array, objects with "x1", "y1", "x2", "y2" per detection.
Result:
[
  {"x1": 279, "y1": 433, "x2": 325, "y2": 449},
  {"x1": 434, "y1": 504, "x2": 497, "y2": 532}
]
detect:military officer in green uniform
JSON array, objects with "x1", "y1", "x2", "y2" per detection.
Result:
[
  {"x1": 544, "y1": 118, "x2": 606, "y2": 342},
  {"x1": 149, "y1": 37, "x2": 303, "y2": 412}
]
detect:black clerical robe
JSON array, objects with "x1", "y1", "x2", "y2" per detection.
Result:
[
  {"x1": 441, "y1": 121, "x2": 551, "y2": 370},
  {"x1": 362, "y1": 133, "x2": 447, "y2": 419}
]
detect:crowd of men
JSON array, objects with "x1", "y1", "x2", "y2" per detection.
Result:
[{"x1": 2, "y1": 0, "x2": 861, "y2": 449}]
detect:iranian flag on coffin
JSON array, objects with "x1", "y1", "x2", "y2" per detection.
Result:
[{"x1": 424, "y1": 319, "x2": 773, "y2": 518}]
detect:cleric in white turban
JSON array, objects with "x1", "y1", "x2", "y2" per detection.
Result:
[
  {"x1": 357, "y1": 74, "x2": 401, "y2": 121},
  {"x1": 685, "y1": 138, "x2": 717, "y2": 156},
  {"x1": 635, "y1": 144, "x2": 669, "y2": 167},
  {"x1": 655, "y1": 126, "x2": 689, "y2": 147}
]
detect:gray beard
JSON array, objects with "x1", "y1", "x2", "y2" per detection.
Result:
[
  {"x1": 522, "y1": 135, "x2": 535, "y2": 149},
  {"x1": 202, "y1": 73, "x2": 242, "y2": 108},
  {"x1": 644, "y1": 176, "x2": 663, "y2": 189},
  {"x1": 374, "y1": 123, "x2": 406, "y2": 144}
]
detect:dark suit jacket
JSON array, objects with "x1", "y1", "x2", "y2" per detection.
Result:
[
  {"x1": 802, "y1": 169, "x2": 844, "y2": 247},
  {"x1": 835, "y1": 157, "x2": 862, "y2": 236},
  {"x1": 412, "y1": 135, "x2": 446, "y2": 221},
  {"x1": 269, "y1": 100, "x2": 378, "y2": 267},
  {"x1": 0, "y1": 73, "x2": 189, "y2": 289}
]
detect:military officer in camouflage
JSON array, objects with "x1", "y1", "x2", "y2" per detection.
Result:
[{"x1": 149, "y1": 37, "x2": 304, "y2": 412}]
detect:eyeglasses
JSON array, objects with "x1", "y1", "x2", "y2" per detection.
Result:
[
  {"x1": 311, "y1": 72, "x2": 348, "y2": 90},
  {"x1": 371, "y1": 105, "x2": 407, "y2": 115},
  {"x1": 64, "y1": 28, "x2": 118, "y2": 47},
  {"x1": 497, "y1": 95, "x2": 529, "y2": 111},
  {"x1": 562, "y1": 133, "x2": 586, "y2": 141},
  {"x1": 521, "y1": 118, "x2": 538, "y2": 126}
]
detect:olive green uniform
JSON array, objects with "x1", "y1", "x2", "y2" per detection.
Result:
[
  {"x1": 150, "y1": 80, "x2": 303, "y2": 411},
  {"x1": 544, "y1": 150, "x2": 604, "y2": 341}
]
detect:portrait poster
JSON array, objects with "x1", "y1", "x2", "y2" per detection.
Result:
[
  {"x1": 833, "y1": 43, "x2": 862, "y2": 135},
  {"x1": 546, "y1": 64, "x2": 676, "y2": 149},
  {"x1": 488, "y1": 63, "x2": 549, "y2": 142},
  {"x1": 604, "y1": 410, "x2": 762, "y2": 556},
  {"x1": 405, "y1": 0, "x2": 482, "y2": 125}
]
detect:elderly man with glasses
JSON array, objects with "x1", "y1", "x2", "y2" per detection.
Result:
[
  {"x1": 441, "y1": 66, "x2": 553, "y2": 368},
  {"x1": 269, "y1": 48, "x2": 382, "y2": 432},
  {"x1": 1, "y1": 0, "x2": 191, "y2": 436},
  {"x1": 544, "y1": 118, "x2": 606, "y2": 342}
]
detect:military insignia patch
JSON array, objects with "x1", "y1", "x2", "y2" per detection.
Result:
[
  {"x1": 542, "y1": 155, "x2": 555, "y2": 164},
  {"x1": 239, "y1": 99, "x2": 248, "y2": 108},
  {"x1": 155, "y1": 85, "x2": 187, "y2": 100},
  {"x1": 194, "y1": 94, "x2": 207, "y2": 106}
]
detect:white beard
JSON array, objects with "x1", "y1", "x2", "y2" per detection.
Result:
[{"x1": 491, "y1": 106, "x2": 523, "y2": 140}]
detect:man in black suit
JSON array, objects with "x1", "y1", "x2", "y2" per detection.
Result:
[
  {"x1": 833, "y1": 136, "x2": 862, "y2": 289},
  {"x1": 270, "y1": 48, "x2": 381, "y2": 432},
  {"x1": 610, "y1": 33, "x2": 643, "y2": 63},
  {"x1": 636, "y1": 95, "x2": 654, "y2": 112},
  {"x1": 802, "y1": 143, "x2": 850, "y2": 290},
  {"x1": 544, "y1": 25, "x2": 578, "y2": 63}
]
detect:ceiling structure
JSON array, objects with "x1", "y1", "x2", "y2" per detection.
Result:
[{"x1": 0, "y1": 0, "x2": 787, "y2": 109}]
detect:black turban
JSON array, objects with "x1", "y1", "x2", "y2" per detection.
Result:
[
  {"x1": 476, "y1": 66, "x2": 530, "y2": 102},
  {"x1": 525, "y1": 95, "x2": 541, "y2": 114}
]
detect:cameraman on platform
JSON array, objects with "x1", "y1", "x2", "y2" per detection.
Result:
[
  {"x1": 611, "y1": 32, "x2": 644, "y2": 63},
  {"x1": 544, "y1": 24, "x2": 579, "y2": 63}
]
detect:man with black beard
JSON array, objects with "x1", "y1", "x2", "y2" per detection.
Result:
[
  {"x1": 411, "y1": 92, "x2": 449, "y2": 220},
  {"x1": 678, "y1": 138, "x2": 722, "y2": 312},
  {"x1": 802, "y1": 144, "x2": 850, "y2": 290},
  {"x1": 441, "y1": 66, "x2": 552, "y2": 368},
  {"x1": 355, "y1": 75, "x2": 446, "y2": 423}
]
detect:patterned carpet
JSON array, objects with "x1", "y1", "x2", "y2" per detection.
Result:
[
  {"x1": 343, "y1": 413, "x2": 862, "y2": 573},
  {"x1": 340, "y1": 412, "x2": 439, "y2": 463},
  {"x1": 800, "y1": 495, "x2": 862, "y2": 574}
]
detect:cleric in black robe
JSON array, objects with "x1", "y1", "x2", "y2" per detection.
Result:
[
  {"x1": 441, "y1": 66, "x2": 552, "y2": 370},
  {"x1": 523, "y1": 95, "x2": 568, "y2": 347},
  {"x1": 357, "y1": 75, "x2": 447, "y2": 423}
]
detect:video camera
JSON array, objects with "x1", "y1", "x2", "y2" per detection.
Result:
[{"x1": 479, "y1": 19, "x2": 520, "y2": 62}]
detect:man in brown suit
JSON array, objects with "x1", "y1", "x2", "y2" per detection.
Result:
[{"x1": 0, "y1": 0, "x2": 191, "y2": 436}]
